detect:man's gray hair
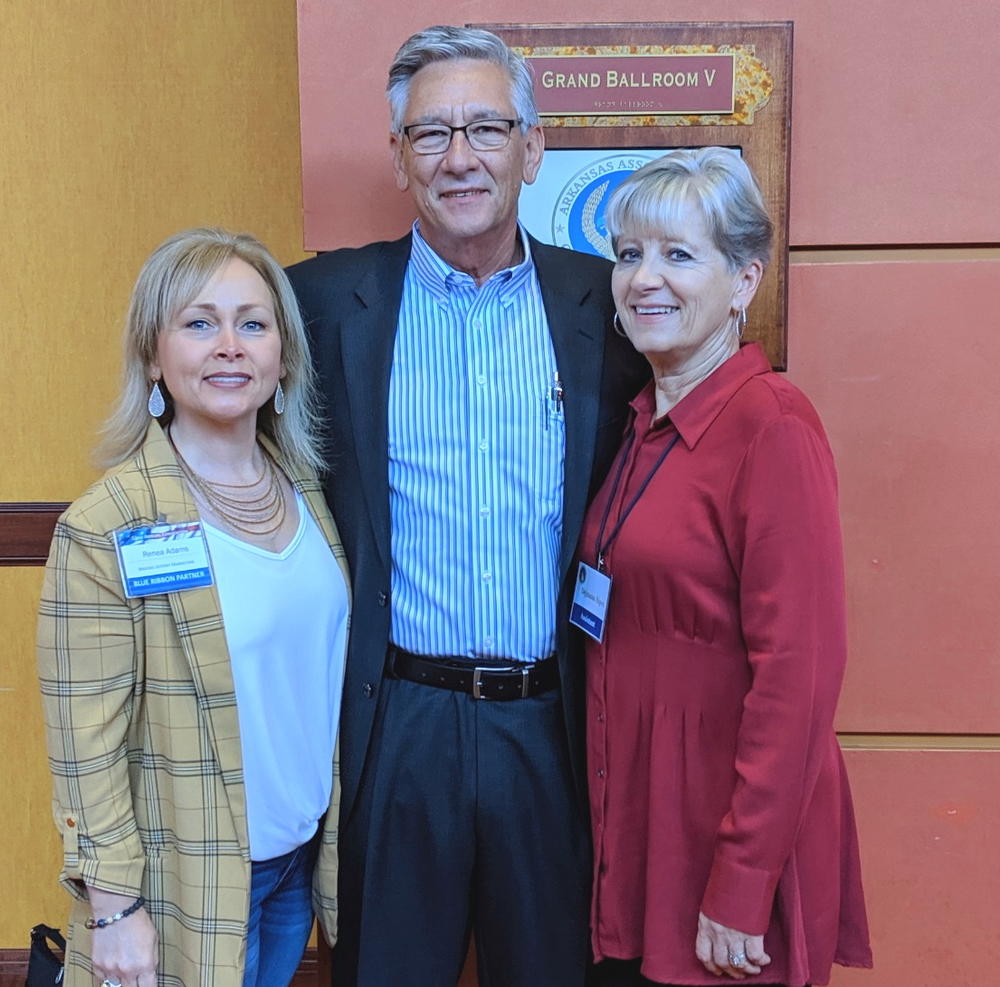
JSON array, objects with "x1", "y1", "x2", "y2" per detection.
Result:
[
  {"x1": 386, "y1": 25, "x2": 539, "y2": 133},
  {"x1": 606, "y1": 147, "x2": 773, "y2": 271}
]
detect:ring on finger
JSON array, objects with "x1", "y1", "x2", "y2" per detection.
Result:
[
  {"x1": 729, "y1": 952, "x2": 747, "y2": 967},
  {"x1": 102, "y1": 980, "x2": 124, "y2": 987}
]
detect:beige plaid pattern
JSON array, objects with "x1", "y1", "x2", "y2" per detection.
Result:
[{"x1": 37, "y1": 423, "x2": 349, "y2": 985}]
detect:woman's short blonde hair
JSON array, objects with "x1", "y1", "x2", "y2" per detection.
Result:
[
  {"x1": 96, "y1": 228, "x2": 324, "y2": 473},
  {"x1": 605, "y1": 147, "x2": 773, "y2": 271}
]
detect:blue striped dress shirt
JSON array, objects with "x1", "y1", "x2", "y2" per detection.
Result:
[{"x1": 388, "y1": 222, "x2": 564, "y2": 662}]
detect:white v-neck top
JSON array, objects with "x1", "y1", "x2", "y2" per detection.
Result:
[{"x1": 204, "y1": 493, "x2": 348, "y2": 860}]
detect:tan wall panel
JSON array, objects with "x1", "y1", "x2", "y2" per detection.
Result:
[
  {"x1": 1, "y1": 0, "x2": 309, "y2": 502},
  {"x1": 0, "y1": 567, "x2": 66, "y2": 945},
  {"x1": 785, "y1": 259, "x2": 1000, "y2": 734},
  {"x1": 1, "y1": 0, "x2": 307, "y2": 949}
]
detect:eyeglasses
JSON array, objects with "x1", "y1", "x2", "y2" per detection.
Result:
[{"x1": 402, "y1": 118, "x2": 523, "y2": 155}]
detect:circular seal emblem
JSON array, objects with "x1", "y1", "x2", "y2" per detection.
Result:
[{"x1": 551, "y1": 153, "x2": 659, "y2": 259}]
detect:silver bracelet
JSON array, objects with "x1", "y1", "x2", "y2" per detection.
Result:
[{"x1": 84, "y1": 895, "x2": 145, "y2": 929}]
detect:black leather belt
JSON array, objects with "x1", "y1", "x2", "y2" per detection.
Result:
[{"x1": 386, "y1": 646, "x2": 558, "y2": 701}]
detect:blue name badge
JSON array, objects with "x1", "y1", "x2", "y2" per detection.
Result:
[
  {"x1": 114, "y1": 521, "x2": 214, "y2": 598},
  {"x1": 569, "y1": 561, "x2": 612, "y2": 643}
]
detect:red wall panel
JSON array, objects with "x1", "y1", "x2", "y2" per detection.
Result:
[
  {"x1": 830, "y1": 750, "x2": 1000, "y2": 985},
  {"x1": 297, "y1": 0, "x2": 1000, "y2": 248},
  {"x1": 786, "y1": 260, "x2": 1000, "y2": 733},
  {"x1": 295, "y1": 3, "x2": 1000, "y2": 983}
]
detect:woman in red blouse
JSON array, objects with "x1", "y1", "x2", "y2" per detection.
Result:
[{"x1": 579, "y1": 148, "x2": 872, "y2": 986}]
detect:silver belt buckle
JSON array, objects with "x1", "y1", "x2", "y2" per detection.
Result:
[
  {"x1": 472, "y1": 665, "x2": 528, "y2": 699},
  {"x1": 472, "y1": 667, "x2": 488, "y2": 700}
]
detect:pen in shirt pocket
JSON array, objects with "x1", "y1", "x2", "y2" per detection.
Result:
[
  {"x1": 542, "y1": 370, "x2": 565, "y2": 430},
  {"x1": 545, "y1": 371, "x2": 564, "y2": 428}
]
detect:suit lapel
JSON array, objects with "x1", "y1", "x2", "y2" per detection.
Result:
[
  {"x1": 136, "y1": 424, "x2": 249, "y2": 847},
  {"x1": 334, "y1": 233, "x2": 607, "y2": 584},
  {"x1": 339, "y1": 236, "x2": 412, "y2": 573},
  {"x1": 533, "y1": 238, "x2": 611, "y2": 582}
]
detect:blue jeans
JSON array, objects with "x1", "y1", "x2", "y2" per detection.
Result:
[{"x1": 242, "y1": 836, "x2": 318, "y2": 987}]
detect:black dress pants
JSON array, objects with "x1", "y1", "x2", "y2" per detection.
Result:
[{"x1": 333, "y1": 673, "x2": 592, "y2": 987}]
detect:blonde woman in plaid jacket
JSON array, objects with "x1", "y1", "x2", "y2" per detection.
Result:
[{"x1": 38, "y1": 229, "x2": 349, "y2": 987}]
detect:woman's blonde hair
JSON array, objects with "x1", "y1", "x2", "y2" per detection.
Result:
[
  {"x1": 96, "y1": 228, "x2": 324, "y2": 473},
  {"x1": 606, "y1": 147, "x2": 773, "y2": 271}
]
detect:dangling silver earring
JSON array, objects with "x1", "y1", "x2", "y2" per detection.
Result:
[
  {"x1": 735, "y1": 307, "x2": 747, "y2": 339},
  {"x1": 612, "y1": 312, "x2": 627, "y2": 338},
  {"x1": 273, "y1": 381, "x2": 286, "y2": 415},
  {"x1": 148, "y1": 378, "x2": 166, "y2": 417}
]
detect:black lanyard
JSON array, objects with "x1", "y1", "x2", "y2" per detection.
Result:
[{"x1": 594, "y1": 428, "x2": 681, "y2": 572}]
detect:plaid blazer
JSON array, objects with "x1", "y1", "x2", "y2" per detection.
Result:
[{"x1": 37, "y1": 422, "x2": 349, "y2": 985}]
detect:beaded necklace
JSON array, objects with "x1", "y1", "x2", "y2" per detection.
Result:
[{"x1": 170, "y1": 433, "x2": 287, "y2": 536}]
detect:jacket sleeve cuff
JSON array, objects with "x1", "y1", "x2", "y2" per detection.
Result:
[
  {"x1": 78, "y1": 857, "x2": 146, "y2": 899},
  {"x1": 701, "y1": 855, "x2": 780, "y2": 935},
  {"x1": 60, "y1": 817, "x2": 145, "y2": 899}
]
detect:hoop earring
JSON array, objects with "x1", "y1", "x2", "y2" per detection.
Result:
[
  {"x1": 273, "y1": 381, "x2": 286, "y2": 416},
  {"x1": 735, "y1": 307, "x2": 747, "y2": 339},
  {"x1": 613, "y1": 312, "x2": 627, "y2": 338},
  {"x1": 148, "y1": 378, "x2": 166, "y2": 418}
]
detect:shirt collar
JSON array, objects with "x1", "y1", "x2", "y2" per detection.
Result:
[
  {"x1": 630, "y1": 343, "x2": 773, "y2": 449},
  {"x1": 409, "y1": 221, "x2": 534, "y2": 304}
]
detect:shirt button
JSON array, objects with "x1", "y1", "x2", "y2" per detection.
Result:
[
  {"x1": 477, "y1": 374, "x2": 487, "y2": 386},
  {"x1": 66, "y1": 818, "x2": 76, "y2": 828},
  {"x1": 479, "y1": 506, "x2": 490, "y2": 518},
  {"x1": 482, "y1": 571, "x2": 492, "y2": 582},
  {"x1": 362, "y1": 683, "x2": 375, "y2": 699},
  {"x1": 479, "y1": 440, "x2": 488, "y2": 452},
  {"x1": 473, "y1": 319, "x2": 484, "y2": 330},
  {"x1": 484, "y1": 636, "x2": 494, "y2": 648},
  {"x1": 377, "y1": 591, "x2": 389, "y2": 607},
  {"x1": 596, "y1": 768, "x2": 606, "y2": 778},
  {"x1": 596, "y1": 711, "x2": 606, "y2": 723}
]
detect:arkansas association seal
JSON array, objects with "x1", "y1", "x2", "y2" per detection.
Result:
[{"x1": 552, "y1": 153, "x2": 659, "y2": 258}]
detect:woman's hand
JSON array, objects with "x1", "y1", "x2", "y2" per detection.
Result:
[
  {"x1": 87, "y1": 888, "x2": 158, "y2": 987},
  {"x1": 696, "y1": 911, "x2": 771, "y2": 979}
]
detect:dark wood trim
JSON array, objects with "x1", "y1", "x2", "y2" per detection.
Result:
[
  {"x1": 0, "y1": 949, "x2": 31, "y2": 986},
  {"x1": 0, "y1": 945, "x2": 321, "y2": 985},
  {"x1": 0, "y1": 502, "x2": 67, "y2": 565}
]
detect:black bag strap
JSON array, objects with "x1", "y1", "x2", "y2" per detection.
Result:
[{"x1": 29, "y1": 925, "x2": 66, "y2": 952}]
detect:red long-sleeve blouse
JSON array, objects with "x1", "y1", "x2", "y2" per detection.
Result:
[{"x1": 581, "y1": 344, "x2": 872, "y2": 986}]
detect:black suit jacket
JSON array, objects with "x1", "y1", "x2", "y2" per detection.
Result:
[{"x1": 288, "y1": 233, "x2": 647, "y2": 826}]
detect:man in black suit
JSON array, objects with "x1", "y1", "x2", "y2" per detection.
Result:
[{"x1": 288, "y1": 25, "x2": 645, "y2": 987}]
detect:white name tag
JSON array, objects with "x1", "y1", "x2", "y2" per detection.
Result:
[
  {"x1": 569, "y1": 561, "x2": 612, "y2": 642},
  {"x1": 114, "y1": 521, "x2": 214, "y2": 598}
]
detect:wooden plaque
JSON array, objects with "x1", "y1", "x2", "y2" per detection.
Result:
[{"x1": 476, "y1": 22, "x2": 793, "y2": 368}]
